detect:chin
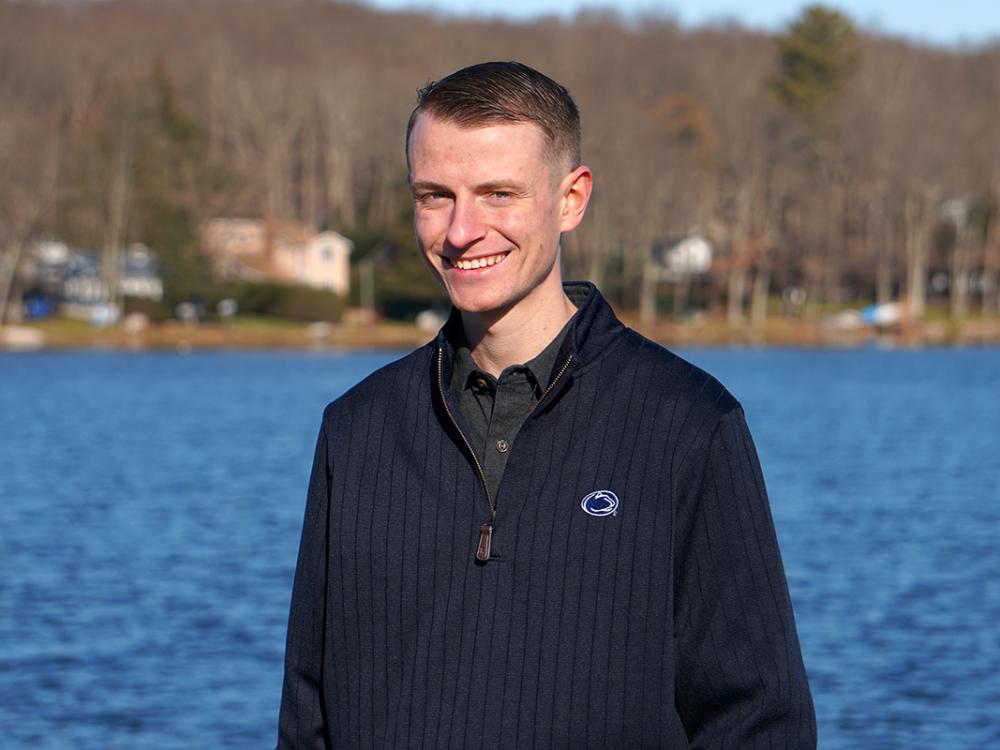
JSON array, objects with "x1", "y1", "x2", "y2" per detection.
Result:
[
  {"x1": 445, "y1": 287, "x2": 512, "y2": 316},
  {"x1": 450, "y1": 296, "x2": 506, "y2": 316}
]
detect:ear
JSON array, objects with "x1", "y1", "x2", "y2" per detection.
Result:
[{"x1": 559, "y1": 165, "x2": 593, "y2": 233}]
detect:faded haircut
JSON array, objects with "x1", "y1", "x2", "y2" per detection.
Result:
[{"x1": 405, "y1": 61, "x2": 582, "y2": 173}]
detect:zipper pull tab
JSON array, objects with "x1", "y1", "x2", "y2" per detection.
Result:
[{"x1": 476, "y1": 519, "x2": 493, "y2": 562}]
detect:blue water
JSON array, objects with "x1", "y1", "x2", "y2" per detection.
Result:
[{"x1": 2, "y1": 347, "x2": 999, "y2": 749}]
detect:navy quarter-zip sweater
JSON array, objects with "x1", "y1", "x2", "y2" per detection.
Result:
[{"x1": 277, "y1": 282, "x2": 816, "y2": 749}]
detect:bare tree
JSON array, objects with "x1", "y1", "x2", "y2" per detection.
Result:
[
  {"x1": 1, "y1": 0, "x2": 998, "y2": 324},
  {"x1": 0, "y1": 111, "x2": 61, "y2": 325}
]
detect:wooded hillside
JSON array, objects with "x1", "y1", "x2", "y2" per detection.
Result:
[{"x1": 2, "y1": 0, "x2": 999, "y2": 324}]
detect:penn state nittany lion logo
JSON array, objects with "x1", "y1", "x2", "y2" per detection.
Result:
[{"x1": 581, "y1": 490, "x2": 619, "y2": 517}]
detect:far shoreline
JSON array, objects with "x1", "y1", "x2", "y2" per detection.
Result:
[{"x1": 4, "y1": 315, "x2": 1000, "y2": 352}]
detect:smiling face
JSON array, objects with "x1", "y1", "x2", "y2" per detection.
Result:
[{"x1": 408, "y1": 113, "x2": 590, "y2": 322}]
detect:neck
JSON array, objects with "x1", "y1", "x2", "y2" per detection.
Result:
[{"x1": 461, "y1": 281, "x2": 575, "y2": 378}]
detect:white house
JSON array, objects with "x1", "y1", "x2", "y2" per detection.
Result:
[
  {"x1": 24, "y1": 241, "x2": 163, "y2": 311},
  {"x1": 201, "y1": 218, "x2": 352, "y2": 295},
  {"x1": 651, "y1": 234, "x2": 713, "y2": 279}
]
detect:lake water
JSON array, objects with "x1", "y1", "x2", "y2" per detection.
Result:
[{"x1": 2, "y1": 346, "x2": 999, "y2": 749}]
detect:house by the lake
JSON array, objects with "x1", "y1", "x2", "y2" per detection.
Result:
[
  {"x1": 201, "y1": 218, "x2": 352, "y2": 296},
  {"x1": 651, "y1": 233, "x2": 714, "y2": 279},
  {"x1": 22, "y1": 241, "x2": 164, "y2": 320}
]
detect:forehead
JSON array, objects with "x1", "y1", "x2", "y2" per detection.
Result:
[{"x1": 407, "y1": 114, "x2": 550, "y2": 181}]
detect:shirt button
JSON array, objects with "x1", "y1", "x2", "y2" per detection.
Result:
[{"x1": 495, "y1": 439, "x2": 509, "y2": 453}]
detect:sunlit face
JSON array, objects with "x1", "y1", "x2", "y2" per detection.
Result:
[{"x1": 408, "y1": 114, "x2": 580, "y2": 318}]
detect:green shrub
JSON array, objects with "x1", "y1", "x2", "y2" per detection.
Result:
[{"x1": 224, "y1": 281, "x2": 345, "y2": 322}]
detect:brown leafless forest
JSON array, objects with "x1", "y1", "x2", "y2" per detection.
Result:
[{"x1": 2, "y1": 0, "x2": 999, "y2": 326}]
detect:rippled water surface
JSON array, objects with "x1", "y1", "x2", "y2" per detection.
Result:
[{"x1": 2, "y1": 347, "x2": 999, "y2": 749}]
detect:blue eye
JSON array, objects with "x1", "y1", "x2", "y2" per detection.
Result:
[{"x1": 417, "y1": 192, "x2": 449, "y2": 204}]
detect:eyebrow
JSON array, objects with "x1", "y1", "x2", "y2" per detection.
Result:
[
  {"x1": 409, "y1": 180, "x2": 449, "y2": 193},
  {"x1": 476, "y1": 181, "x2": 526, "y2": 193},
  {"x1": 410, "y1": 180, "x2": 527, "y2": 193}
]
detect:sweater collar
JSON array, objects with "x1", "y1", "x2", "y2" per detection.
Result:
[{"x1": 436, "y1": 281, "x2": 625, "y2": 392}]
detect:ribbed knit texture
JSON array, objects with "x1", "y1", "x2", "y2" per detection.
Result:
[{"x1": 277, "y1": 283, "x2": 816, "y2": 749}]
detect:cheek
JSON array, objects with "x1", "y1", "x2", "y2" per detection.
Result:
[
  {"x1": 493, "y1": 208, "x2": 534, "y2": 242},
  {"x1": 516, "y1": 206, "x2": 561, "y2": 255},
  {"x1": 414, "y1": 214, "x2": 443, "y2": 251},
  {"x1": 419, "y1": 251, "x2": 444, "y2": 282}
]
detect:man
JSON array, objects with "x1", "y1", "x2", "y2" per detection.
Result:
[{"x1": 278, "y1": 61, "x2": 815, "y2": 749}]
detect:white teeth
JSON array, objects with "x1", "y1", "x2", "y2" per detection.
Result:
[{"x1": 453, "y1": 253, "x2": 506, "y2": 270}]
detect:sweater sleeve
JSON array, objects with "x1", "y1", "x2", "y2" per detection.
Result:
[
  {"x1": 672, "y1": 407, "x2": 816, "y2": 749},
  {"x1": 277, "y1": 413, "x2": 332, "y2": 750}
]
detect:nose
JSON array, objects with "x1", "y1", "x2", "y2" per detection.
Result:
[{"x1": 445, "y1": 195, "x2": 486, "y2": 250}]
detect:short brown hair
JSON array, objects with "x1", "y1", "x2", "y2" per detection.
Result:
[{"x1": 405, "y1": 61, "x2": 581, "y2": 172}]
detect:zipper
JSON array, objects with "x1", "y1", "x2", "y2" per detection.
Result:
[
  {"x1": 529, "y1": 353, "x2": 573, "y2": 418},
  {"x1": 436, "y1": 346, "x2": 574, "y2": 562},
  {"x1": 437, "y1": 346, "x2": 496, "y2": 561}
]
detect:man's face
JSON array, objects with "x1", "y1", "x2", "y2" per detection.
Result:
[{"x1": 408, "y1": 114, "x2": 577, "y2": 318}]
